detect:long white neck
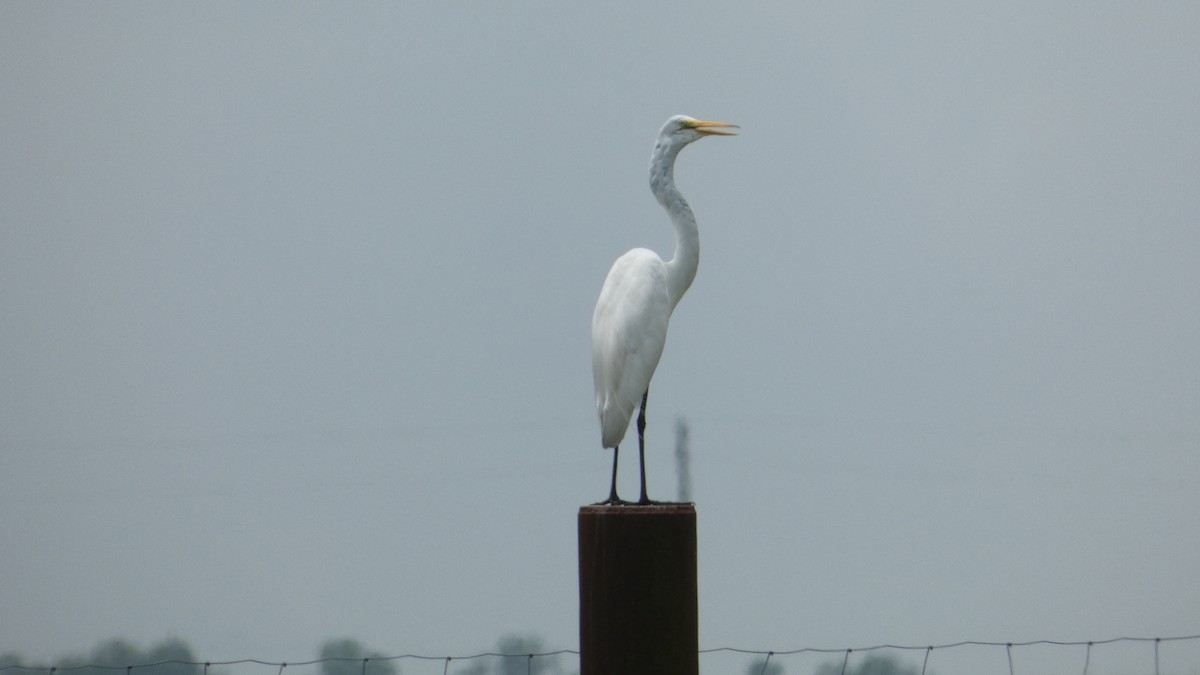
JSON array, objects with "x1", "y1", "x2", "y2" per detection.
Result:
[{"x1": 648, "y1": 138, "x2": 699, "y2": 311}]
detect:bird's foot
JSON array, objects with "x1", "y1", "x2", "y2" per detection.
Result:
[{"x1": 593, "y1": 496, "x2": 633, "y2": 506}]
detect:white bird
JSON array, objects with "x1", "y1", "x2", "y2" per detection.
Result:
[{"x1": 591, "y1": 115, "x2": 737, "y2": 505}]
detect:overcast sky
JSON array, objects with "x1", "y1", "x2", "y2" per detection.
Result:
[{"x1": 3, "y1": 3, "x2": 1199, "y2": 674}]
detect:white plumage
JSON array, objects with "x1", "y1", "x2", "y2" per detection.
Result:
[
  {"x1": 590, "y1": 115, "x2": 737, "y2": 504},
  {"x1": 593, "y1": 248, "x2": 671, "y2": 448}
]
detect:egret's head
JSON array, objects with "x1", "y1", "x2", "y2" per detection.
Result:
[{"x1": 660, "y1": 115, "x2": 739, "y2": 146}]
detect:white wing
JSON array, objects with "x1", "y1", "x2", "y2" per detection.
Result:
[{"x1": 591, "y1": 248, "x2": 672, "y2": 449}]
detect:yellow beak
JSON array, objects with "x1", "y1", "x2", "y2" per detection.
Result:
[{"x1": 688, "y1": 119, "x2": 739, "y2": 136}]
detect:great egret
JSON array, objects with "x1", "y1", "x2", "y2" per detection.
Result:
[{"x1": 591, "y1": 115, "x2": 737, "y2": 505}]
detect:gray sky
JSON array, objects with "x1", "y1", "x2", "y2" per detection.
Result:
[{"x1": 3, "y1": 2, "x2": 1199, "y2": 673}]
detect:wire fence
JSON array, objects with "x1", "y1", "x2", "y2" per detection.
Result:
[
  {"x1": 4, "y1": 634, "x2": 1200, "y2": 675},
  {"x1": 704, "y1": 634, "x2": 1200, "y2": 675}
]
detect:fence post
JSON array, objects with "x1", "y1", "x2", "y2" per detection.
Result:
[{"x1": 578, "y1": 503, "x2": 698, "y2": 675}]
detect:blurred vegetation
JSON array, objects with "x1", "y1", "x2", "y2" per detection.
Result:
[
  {"x1": 0, "y1": 637, "x2": 925, "y2": 675},
  {"x1": 746, "y1": 653, "x2": 916, "y2": 675},
  {"x1": 0, "y1": 635, "x2": 577, "y2": 675},
  {"x1": 815, "y1": 654, "x2": 918, "y2": 675},
  {"x1": 316, "y1": 639, "x2": 396, "y2": 675}
]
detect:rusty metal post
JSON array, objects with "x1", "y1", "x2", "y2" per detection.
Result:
[{"x1": 578, "y1": 503, "x2": 698, "y2": 675}]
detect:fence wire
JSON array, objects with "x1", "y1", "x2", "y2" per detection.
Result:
[{"x1": 3, "y1": 634, "x2": 1198, "y2": 675}]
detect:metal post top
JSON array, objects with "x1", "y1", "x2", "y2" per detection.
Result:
[{"x1": 578, "y1": 502, "x2": 696, "y2": 516}]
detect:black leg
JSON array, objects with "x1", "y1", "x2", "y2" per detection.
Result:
[
  {"x1": 637, "y1": 389, "x2": 654, "y2": 504},
  {"x1": 606, "y1": 446, "x2": 620, "y2": 504},
  {"x1": 594, "y1": 445, "x2": 626, "y2": 505}
]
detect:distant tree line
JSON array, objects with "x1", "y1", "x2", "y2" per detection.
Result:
[
  {"x1": 0, "y1": 638, "x2": 199, "y2": 675},
  {"x1": 748, "y1": 653, "x2": 919, "y2": 675},
  {"x1": 0, "y1": 636, "x2": 574, "y2": 675},
  {"x1": 3, "y1": 636, "x2": 922, "y2": 675}
]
